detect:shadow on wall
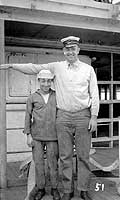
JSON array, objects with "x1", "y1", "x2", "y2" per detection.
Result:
[{"x1": 94, "y1": 0, "x2": 113, "y2": 3}]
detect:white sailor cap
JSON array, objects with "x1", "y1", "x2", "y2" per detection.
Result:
[
  {"x1": 37, "y1": 69, "x2": 54, "y2": 80},
  {"x1": 61, "y1": 36, "x2": 80, "y2": 47}
]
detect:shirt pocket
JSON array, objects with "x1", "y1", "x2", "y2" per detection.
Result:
[{"x1": 33, "y1": 101, "x2": 44, "y2": 110}]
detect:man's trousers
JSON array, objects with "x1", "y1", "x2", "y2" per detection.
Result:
[{"x1": 56, "y1": 108, "x2": 91, "y2": 193}]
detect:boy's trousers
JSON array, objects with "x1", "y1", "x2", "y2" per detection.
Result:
[
  {"x1": 32, "y1": 140, "x2": 59, "y2": 189},
  {"x1": 56, "y1": 108, "x2": 91, "y2": 193}
]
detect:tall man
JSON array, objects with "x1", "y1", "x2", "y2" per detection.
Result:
[{"x1": 1, "y1": 36, "x2": 99, "y2": 200}]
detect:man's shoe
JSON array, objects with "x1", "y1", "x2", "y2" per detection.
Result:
[
  {"x1": 28, "y1": 185, "x2": 40, "y2": 200},
  {"x1": 80, "y1": 191, "x2": 92, "y2": 200},
  {"x1": 61, "y1": 192, "x2": 73, "y2": 200},
  {"x1": 70, "y1": 192, "x2": 74, "y2": 198},
  {"x1": 51, "y1": 188, "x2": 61, "y2": 200},
  {"x1": 35, "y1": 188, "x2": 45, "y2": 200}
]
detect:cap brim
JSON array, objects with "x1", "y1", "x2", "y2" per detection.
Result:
[
  {"x1": 38, "y1": 76, "x2": 54, "y2": 79},
  {"x1": 64, "y1": 43, "x2": 79, "y2": 48}
]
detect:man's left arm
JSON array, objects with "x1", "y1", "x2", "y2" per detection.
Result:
[{"x1": 88, "y1": 67, "x2": 99, "y2": 133}]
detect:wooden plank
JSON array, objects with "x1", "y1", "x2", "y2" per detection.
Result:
[
  {"x1": 6, "y1": 111, "x2": 25, "y2": 129},
  {"x1": 0, "y1": 0, "x2": 114, "y2": 18},
  {"x1": 6, "y1": 98, "x2": 27, "y2": 104},
  {"x1": 7, "y1": 130, "x2": 30, "y2": 153},
  {"x1": 7, "y1": 53, "x2": 34, "y2": 97},
  {"x1": 109, "y1": 53, "x2": 114, "y2": 147},
  {"x1": 0, "y1": 19, "x2": 7, "y2": 188},
  {"x1": 6, "y1": 104, "x2": 26, "y2": 111},
  {"x1": 0, "y1": 0, "x2": 114, "y2": 10},
  {"x1": 0, "y1": 5, "x2": 120, "y2": 33},
  {"x1": 49, "y1": 0, "x2": 109, "y2": 9},
  {"x1": 7, "y1": 152, "x2": 32, "y2": 163},
  {"x1": 97, "y1": 118, "x2": 119, "y2": 123},
  {"x1": 92, "y1": 136, "x2": 119, "y2": 142},
  {"x1": 5, "y1": 42, "x2": 120, "y2": 54},
  {"x1": 98, "y1": 81, "x2": 112, "y2": 84},
  {"x1": 8, "y1": 70, "x2": 30, "y2": 97}
]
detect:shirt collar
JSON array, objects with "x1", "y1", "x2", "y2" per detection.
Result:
[
  {"x1": 36, "y1": 89, "x2": 51, "y2": 95},
  {"x1": 66, "y1": 59, "x2": 81, "y2": 70}
]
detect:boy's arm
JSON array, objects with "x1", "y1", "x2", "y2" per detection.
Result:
[
  {"x1": 0, "y1": 62, "x2": 55, "y2": 75},
  {"x1": 24, "y1": 97, "x2": 33, "y2": 135},
  {"x1": 24, "y1": 96, "x2": 34, "y2": 147}
]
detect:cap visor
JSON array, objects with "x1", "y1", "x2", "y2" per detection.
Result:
[{"x1": 64, "y1": 43, "x2": 79, "y2": 48}]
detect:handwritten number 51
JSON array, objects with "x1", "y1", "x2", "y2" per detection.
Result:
[{"x1": 95, "y1": 183, "x2": 105, "y2": 191}]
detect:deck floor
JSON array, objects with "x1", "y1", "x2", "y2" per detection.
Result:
[
  {"x1": 0, "y1": 177, "x2": 120, "y2": 200},
  {"x1": 1, "y1": 147, "x2": 119, "y2": 200}
]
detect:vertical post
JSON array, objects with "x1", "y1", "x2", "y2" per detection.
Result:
[
  {"x1": 118, "y1": 117, "x2": 120, "y2": 179},
  {"x1": 109, "y1": 53, "x2": 113, "y2": 148},
  {"x1": 0, "y1": 19, "x2": 7, "y2": 188}
]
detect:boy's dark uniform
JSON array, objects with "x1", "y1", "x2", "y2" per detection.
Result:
[{"x1": 24, "y1": 89, "x2": 59, "y2": 194}]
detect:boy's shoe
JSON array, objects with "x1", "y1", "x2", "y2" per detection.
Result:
[
  {"x1": 51, "y1": 188, "x2": 61, "y2": 200},
  {"x1": 35, "y1": 188, "x2": 45, "y2": 200},
  {"x1": 80, "y1": 191, "x2": 92, "y2": 200},
  {"x1": 61, "y1": 192, "x2": 73, "y2": 200},
  {"x1": 28, "y1": 185, "x2": 40, "y2": 200}
]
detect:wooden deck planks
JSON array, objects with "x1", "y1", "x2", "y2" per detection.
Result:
[
  {"x1": 87, "y1": 176, "x2": 120, "y2": 200},
  {"x1": 1, "y1": 181, "x2": 120, "y2": 200},
  {"x1": 6, "y1": 147, "x2": 120, "y2": 200},
  {"x1": 90, "y1": 190, "x2": 120, "y2": 200}
]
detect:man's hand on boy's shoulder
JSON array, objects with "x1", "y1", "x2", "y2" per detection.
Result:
[{"x1": 0, "y1": 64, "x2": 13, "y2": 69}]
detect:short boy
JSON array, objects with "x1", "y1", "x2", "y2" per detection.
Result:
[{"x1": 24, "y1": 69, "x2": 60, "y2": 200}]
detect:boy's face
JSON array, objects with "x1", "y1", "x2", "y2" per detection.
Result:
[{"x1": 39, "y1": 78, "x2": 52, "y2": 93}]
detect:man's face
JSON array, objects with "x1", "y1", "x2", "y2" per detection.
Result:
[
  {"x1": 63, "y1": 44, "x2": 80, "y2": 63},
  {"x1": 39, "y1": 78, "x2": 52, "y2": 93}
]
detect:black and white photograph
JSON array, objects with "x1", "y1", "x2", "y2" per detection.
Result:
[{"x1": 0, "y1": 0, "x2": 120, "y2": 200}]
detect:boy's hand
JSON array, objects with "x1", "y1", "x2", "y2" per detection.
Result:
[
  {"x1": 27, "y1": 134, "x2": 34, "y2": 148},
  {"x1": 0, "y1": 64, "x2": 13, "y2": 69}
]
